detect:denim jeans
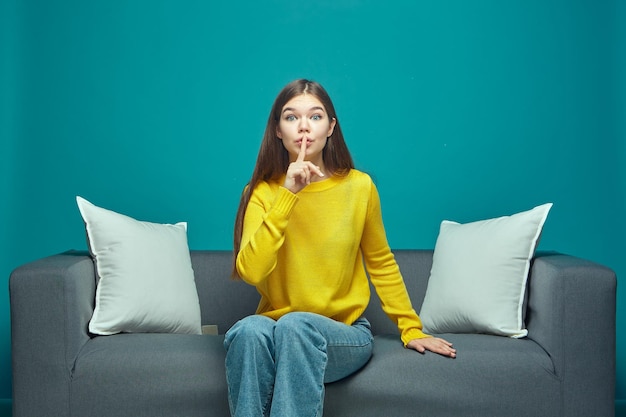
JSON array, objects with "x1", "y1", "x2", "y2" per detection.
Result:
[{"x1": 223, "y1": 312, "x2": 374, "y2": 417}]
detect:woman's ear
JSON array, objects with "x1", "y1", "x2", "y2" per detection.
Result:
[
  {"x1": 327, "y1": 117, "x2": 337, "y2": 137},
  {"x1": 276, "y1": 127, "x2": 282, "y2": 139}
]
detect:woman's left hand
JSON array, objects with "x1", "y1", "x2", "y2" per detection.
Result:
[{"x1": 407, "y1": 337, "x2": 456, "y2": 358}]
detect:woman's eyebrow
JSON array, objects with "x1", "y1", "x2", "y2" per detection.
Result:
[{"x1": 282, "y1": 106, "x2": 325, "y2": 114}]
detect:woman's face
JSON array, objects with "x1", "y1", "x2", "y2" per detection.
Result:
[{"x1": 276, "y1": 93, "x2": 336, "y2": 165}]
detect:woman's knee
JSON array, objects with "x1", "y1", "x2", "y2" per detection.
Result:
[
  {"x1": 224, "y1": 315, "x2": 276, "y2": 350},
  {"x1": 275, "y1": 312, "x2": 327, "y2": 346}
]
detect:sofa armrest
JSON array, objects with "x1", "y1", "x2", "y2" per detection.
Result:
[
  {"x1": 526, "y1": 252, "x2": 616, "y2": 416},
  {"x1": 10, "y1": 250, "x2": 95, "y2": 417}
]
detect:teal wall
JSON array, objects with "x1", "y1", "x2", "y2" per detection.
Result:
[
  {"x1": 2, "y1": 0, "x2": 624, "y2": 408},
  {"x1": 0, "y1": 0, "x2": 19, "y2": 411}
]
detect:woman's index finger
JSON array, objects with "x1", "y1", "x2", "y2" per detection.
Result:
[{"x1": 297, "y1": 139, "x2": 307, "y2": 161}]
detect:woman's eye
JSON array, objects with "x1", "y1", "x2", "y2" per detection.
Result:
[
  {"x1": 311, "y1": 114, "x2": 323, "y2": 121},
  {"x1": 285, "y1": 115, "x2": 296, "y2": 121}
]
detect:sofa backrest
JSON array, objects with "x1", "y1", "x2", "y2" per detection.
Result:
[
  {"x1": 190, "y1": 251, "x2": 258, "y2": 335},
  {"x1": 191, "y1": 250, "x2": 435, "y2": 336},
  {"x1": 364, "y1": 250, "x2": 434, "y2": 335}
]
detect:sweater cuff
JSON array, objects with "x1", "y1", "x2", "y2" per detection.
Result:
[
  {"x1": 273, "y1": 187, "x2": 299, "y2": 217},
  {"x1": 401, "y1": 328, "x2": 431, "y2": 347}
]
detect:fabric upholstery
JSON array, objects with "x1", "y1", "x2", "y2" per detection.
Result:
[
  {"x1": 325, "y1": 334, "x2": 558, "y2": 417},
  {"x1": 10, "y1": 250, "x2": 616, "y2": 417}
]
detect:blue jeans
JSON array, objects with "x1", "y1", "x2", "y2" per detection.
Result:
[{"x1": 224, "y1": 312, "x2": 374, "y2": 417}]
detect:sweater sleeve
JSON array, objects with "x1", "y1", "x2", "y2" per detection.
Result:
[
  {"x1": 360, "y1": 181, "x2": 431, "y2": 345},
  {"x1": 236, "y1": 184, "x2": 299, "y2": 285}
]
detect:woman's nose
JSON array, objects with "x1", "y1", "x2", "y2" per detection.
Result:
[{"x1": 298, "y1": 118, "x2": 310, "y2": 132}]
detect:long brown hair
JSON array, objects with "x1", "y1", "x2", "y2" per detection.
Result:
[{"x1": 232, "y1": 79, "x2": 354, "y2": 278}]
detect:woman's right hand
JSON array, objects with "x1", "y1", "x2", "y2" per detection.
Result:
[{"x1": 283, "y1": 139, "x2": 324, "y2": 194}]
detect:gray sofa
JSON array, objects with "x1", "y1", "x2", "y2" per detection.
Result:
[{"x1": 10, "y1": 249, "x2": 616, "y2": 417}]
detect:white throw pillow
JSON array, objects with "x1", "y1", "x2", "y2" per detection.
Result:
[
  {"x1": 76, "y1": 196, "x2": 202, "y2": 335},
  {"x1": 419, "y1": 203, "x2": 553, "y2": 338}
]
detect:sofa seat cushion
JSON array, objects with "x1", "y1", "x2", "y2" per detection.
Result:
[
  {"x1": 324, "y1": 334, "x2": 560, "y2": 417},
  {"x1": 71, "y1": 334, "x2": 229, "y2": 417},
  {"x1": 70, "y1": 333, "x2": 559, "y2": 417}
]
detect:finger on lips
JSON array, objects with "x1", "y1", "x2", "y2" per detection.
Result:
[
  {"x1": 297, "y1": 139, "x2": 307, "y2": 162},
  {"x1": 288, "y1": 140, "x2": 325, "y2": 189}
]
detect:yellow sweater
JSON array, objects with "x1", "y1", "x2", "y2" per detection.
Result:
[{"x1": 236, "y1": 169, "x2": 429, "y2": 345}]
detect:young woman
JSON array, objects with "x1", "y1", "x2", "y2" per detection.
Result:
[{"x1": 226, "y1": 79, "x2": 456, "y2": 417}]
